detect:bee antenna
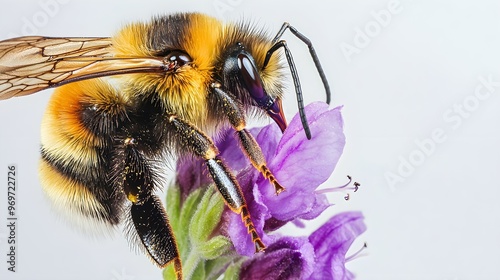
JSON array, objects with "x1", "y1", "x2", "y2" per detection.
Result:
[
  {"x1": 263, "y1": 22, "x2": 332, "y2": 140},
  {"x1": 271, "y1": 23, "x2": 331, "y2": 104}
]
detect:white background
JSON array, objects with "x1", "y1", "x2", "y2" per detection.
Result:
[{"x1": 1, "y1": 0, "x2": 500, "y2": 279}]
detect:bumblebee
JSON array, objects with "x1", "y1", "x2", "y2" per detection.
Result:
[{"x1": 0, "y1": 13, "x2": 330, "y2": 279}]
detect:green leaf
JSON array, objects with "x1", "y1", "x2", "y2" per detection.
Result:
[
  {"x1": 170, "y1": 186, "x2": 203, "y2": 257},
  {"x1": 222, "y1": 260, "x2": 244, "y2": 280},
  {"x1": 204, "y1": 256, "x2": 240, "y2": 280},
  {"x1": 162, "y1": 262, "x2": 177, "y2": 280},
  {"x1": 164, "y1": 184, "x2": 239, "y2": 280},
  {"x1": 190, "y1": 260, "x2": 206, "y2": 280},
  {"x1": 198, "y1": 235, "x2": 232, "y2": 260},
  {"x1": 165, "y1": 183, "x2": 181, "y2": 229},
  {"x1": 189, "y1": 186, "x2": 224, "y2": 244}
]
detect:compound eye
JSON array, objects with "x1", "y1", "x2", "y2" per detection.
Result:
[
  {"x1": 237, "y1": 53, "x2": 270, "y2": 107},
  {"x1": 166, "y1": 50, "x2": 192, "y2": 67},
  {"x1": 237, "y1": 53, "x2": 287, "y2": 132}
]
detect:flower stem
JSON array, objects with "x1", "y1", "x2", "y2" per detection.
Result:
[{"x1": 183, "y1": 247, "x2": 201, "y2": 279}]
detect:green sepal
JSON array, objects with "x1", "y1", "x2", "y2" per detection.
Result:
[
  {"x1": 204, "y1": 256, "x2": 237, "y2": 280},
  {"x1": 162, "y1": 263, "x2": 177, "y2": 280},
  {"x1": 189, "y1": 186, "x2": 226, "y2": 244},
  {"x1": 222, "y1": 259, "x2": 244, "y2": 280},
  {"x1": 190, "y1": 260, "x2": 206, "y2": 280},
  {"x1": 163, "y1": 184, "x2": 236, "y2": 279},
  {"x1": 198, "y1": 235, "x2": 231, "y2": 260}
]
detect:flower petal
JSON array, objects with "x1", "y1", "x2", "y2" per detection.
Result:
[
  {"x1": 253, "y1": 123, "x2": 282, "y2": 162},
  {"x1": 272, "y1": 102, "x2": 344, "y2": 190},
  {"x1": 226, "y1": 103, "x2": 347, "y2": 253},
  {"x1": 240, "y1": 236, "x2": 315, "y2": 280},
  {"x1": 217, "y1": 130, "x2": 251, "y2": 172},
  {"x1": 298, "y1": 192, "x2": 331, "y2": 220},
  {"x1": 261, "y1": 103, "x2": 345, "y2": 220},
  {"x1": 175, "y1": 156, "x2": 211, "y2": 199},
  {"x1": 307, "y1": 211, "x2": 366, "y2": 280},
  {"x1": 224, "y1": 167, "x2": 273, "y2": 256}
]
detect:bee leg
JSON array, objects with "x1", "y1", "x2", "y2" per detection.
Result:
[
  {"x1": 116, "y1": 137, "x2": 182, "y2": 280},
  {"x1": 130, "y1": 196, "x2": 182, "y2": 280},
  {"x1": 168, "y1": 115, "x2": 266, "y2": 253},
  {"x1": 211, "y1": 85, "x2": 285, "y2": 195},
  {"x1": 262, "y1": 23, "x2": 332, "y2": 139}
]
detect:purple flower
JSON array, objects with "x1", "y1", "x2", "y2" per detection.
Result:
[
  {"x1": 240, "y1": 236, "x2": 315, "y2": 280},
  {"x1": 240, "y1": 211, "x2": 366, "y2": 280},
  {"x1": 172, "y1": 102, "x2": 366, "y2": 279},
  {"x1": 224, "y1": 102, "x2": 346, "y2": 256},
  {"x1": 307, "y1": 211, "x2": 366, "y2": 280}
]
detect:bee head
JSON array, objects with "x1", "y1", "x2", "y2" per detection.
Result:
[{"x1": 220, "y1": 42, "x2": 287, "y2": 132}]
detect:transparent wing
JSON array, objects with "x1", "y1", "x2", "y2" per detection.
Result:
[{"x1": 0, "y1": 36, "x2": 167, "y2": 100}]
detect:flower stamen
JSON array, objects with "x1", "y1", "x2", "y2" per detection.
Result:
[
  {"x1": 345, "y1": 242, "x2": 368, "y2": 262},
  {"x1": 316, "y1": 175, "x2": 360, "y2": 200}
]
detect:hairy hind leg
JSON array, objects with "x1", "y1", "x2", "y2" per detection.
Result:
[{"x1": 168, "y1": 115, "x2": 265, "y2": 252}]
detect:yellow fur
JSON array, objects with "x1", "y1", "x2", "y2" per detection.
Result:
[
  {"x1": 109, "y1": 14, "x2": 282, "y2": 133},
  {"x1": 41, "y1": 80, "x2": 126, "y2": 158},
  {"x1": 39, "y1": 13, "x2": 286, "y2": 233},
  {"x1": 24, "y1": 13, "x2": 295, "y2": 273},
  {"x1": 41, "y1": 82, "x2": 100, "y2": 166},
  {"x1": 39, "y1": 159, "x2": 107, "y2": 221},
  {"x1": 112, "y1": 22, "x2": 152, "y2": 57},
  {"x1": 110, "y1": 15, "x2": 223, "y2": 131}
]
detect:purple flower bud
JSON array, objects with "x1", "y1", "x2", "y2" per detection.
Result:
[
  {"x1": 240, "y1": 237, "x2": 314, "y2": 280},
  {"x1": 240, "y1": 212, "x2": 366, "y2": 280}
]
